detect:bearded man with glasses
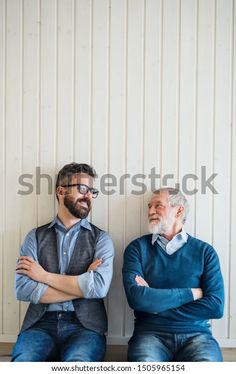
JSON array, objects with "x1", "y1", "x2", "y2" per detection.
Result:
[{"x1": 12, "y1": 163, "x2": 114, "y2": 362}]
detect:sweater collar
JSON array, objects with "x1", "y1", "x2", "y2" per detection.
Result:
[{"x1": 151, "y1": 228, "x2": 188, "y2": 246}]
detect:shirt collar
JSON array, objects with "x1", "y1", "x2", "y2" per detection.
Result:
[
  {"x1": 151, "y1": 228, "x2": 188, "y2": 246},
  {"x1": 48, "y1": 216, "x2": 92, "y2": 232}
]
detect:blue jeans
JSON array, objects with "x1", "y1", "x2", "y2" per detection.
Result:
[
  {"x1": 11, "y1": 311, "x2": 106, "y2": 362},
  {"x1": 128, "y1": 331, "x2": 223, "y2": 362}
]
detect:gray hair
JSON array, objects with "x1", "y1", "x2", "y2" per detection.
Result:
[{"x1": 154, "y1": 187, "x2": 189, "y2": 224}]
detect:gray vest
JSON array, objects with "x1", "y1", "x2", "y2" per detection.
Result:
[{"x1": 20, "y1": 222, "x2": 108, "y2": 335}]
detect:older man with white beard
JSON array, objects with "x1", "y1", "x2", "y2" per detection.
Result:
[{"x1": 122, "y1": 187, "x2": 224, "y2": 362}]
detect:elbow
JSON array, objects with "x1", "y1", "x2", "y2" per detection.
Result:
[
  {"x1": 98, "y1": 290, "x2": 108, "y2": 299},
  {"x1": 215, "y1": 310, "x2": 224, "y2": 319},
  {"x1": 94, "y1": 274, "x2": 112, "y2": 299},
  {"x1": 86, "y1": 286, "x2": 109, "y2": 299},
  {"x1": 214, "y1": 304, "x2": 224, "y2": 319},
  {"x1": 212, "y1": 310, "x2": 223, "y2": 319},
  {"x1": 88, "y1": 292, "x2": 107, "y2": 299},
  {"x1": 16, "y1": 287, "x2": 40, "y2": 304},
  {"x1": 215, "y1": 292, "x2": 225, "y2": 318},
  {"x1": 124, "y1": 285, "x2": 145, "y2": 311},
  {"x1": 126, "y1": 292, "x2": 143, "y2": 311},
  {"x1": 126, "y1": 297, "x2": 135, "y2": 310},
  {"x1": 94, "y1": 287, "x2": 109, "y2": 299},
  {"x1": 84, "y1": 272, "x2": 111, "y2": 299},
  {"x1": 16, "y1": 290, "x2": 29, "y2": 303},
  {"x1": 210, "y1": 296, "x2": 224, "y2": 319},
  {"x1": 15, "y1": 288, "x2": 25, "y2": 301}
]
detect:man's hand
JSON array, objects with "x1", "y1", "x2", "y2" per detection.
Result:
[
  {"x1": 16, "y1": 256, "x2": 47, "y2": 283},
  {"x1": 191, "y1": 288, "x2": 203, "y2": 300},
  {"x1": 135, "y1": 275, "x2": 149, "y2": 287},
  {"x1": 87, "y1": 258, "x2": 102, "y2": 271}
]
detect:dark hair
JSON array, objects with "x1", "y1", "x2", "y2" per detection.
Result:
[{"x1": 56, "y1": 162, "x2": 97, "y2": 190}]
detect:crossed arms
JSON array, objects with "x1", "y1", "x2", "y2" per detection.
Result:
[
  {"x1": 122, "y1": 240, "x2": 224, "y2": 320},
  {"x1": 15, "y1": 229, "x2": 114, "y2": 304},
  {"x1": 16, "y1": 256, "x2": 102, "y2": 303}
]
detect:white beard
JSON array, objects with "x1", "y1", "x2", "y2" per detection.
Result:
[
  {"x1": 148, "y1": 222, "x2": 162, "y2": 234},
  {"x1": 148, "y1": 211, "x2": 176, "y2": 235}
]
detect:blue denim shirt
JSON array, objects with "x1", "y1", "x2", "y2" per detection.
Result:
[{"x1": 15, "y1": 217, "x2": 114, "y2": 311}]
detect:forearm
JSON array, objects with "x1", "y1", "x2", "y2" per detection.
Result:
[
  {"x1": 164, "y1": 292, "x2": 224, "y2": 320},
  {"x1": 78, "y1": 233, "x2": 114, "y2": 298},
  {"x1": 39, "y1": 286, "x2": 79, "y2": 303},
  {"x1": 124, "y1": 283, "x2": 193, "y2": 313},
  {"x1": 174, "y1": 247, "x2": 225, "y2": 320},
  {"x1": 44, "y1": 273, "x2": 84, "y2": 297},
  {"x1": 78, "y1": 267, "x2": 113, "y2": 299},
  {"x1": 15, "y1": 275, "x2": 48, "y2": 304},
  {"x1": 15, "y1": 229, "x2": 45, "y2": 304}
]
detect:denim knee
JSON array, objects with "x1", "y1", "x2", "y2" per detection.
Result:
[{"x1": 128, "y1": 332, "x2": 172, "y2": 362}]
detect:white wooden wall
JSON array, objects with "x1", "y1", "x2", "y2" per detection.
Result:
[{"x1": 0, "y1": 0, "x2": 235, "y2": 347}]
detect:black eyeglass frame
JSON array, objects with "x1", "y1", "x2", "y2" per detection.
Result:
[{"x1": 61, "y1": 183, "x2": 99, "y2": 198}]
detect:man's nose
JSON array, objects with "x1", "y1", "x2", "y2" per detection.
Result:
[
  {"x1": 84, "y1": 190, "x2": 93, "y2": 198},
  {"x1": 148, "y1": 206, "x2": 156, "y2": 215}
]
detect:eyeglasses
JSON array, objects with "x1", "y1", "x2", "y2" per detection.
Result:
[{"x1": 61, "y1": 183, "x2": 99, "y2": 198}]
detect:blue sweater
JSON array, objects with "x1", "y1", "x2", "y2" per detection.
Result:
[{"x1": 122, "y1": 234, "x2": 224, "y2": 333}]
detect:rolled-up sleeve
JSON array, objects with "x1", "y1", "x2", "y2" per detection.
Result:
[
  {"x1": 77, "y1": 231, "x2": 114, "y2": 298},
  {"x1": 15, "y1": 229, "x2": 48, "y2": 304}
]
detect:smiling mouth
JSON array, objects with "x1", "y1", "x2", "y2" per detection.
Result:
[
  {"x1": 77, "y1": 200, "x2": 88, "y2": 208},
  {"x1": 149, "y1": 217, "x2": 160, "y2": 223}
]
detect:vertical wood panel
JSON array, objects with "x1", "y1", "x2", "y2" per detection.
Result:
[
  {"x1": 0, "y1": 0, "x2": 6, "y2": 336},
  {"x1": 107, "y1": 0, "x2": 126, "y2": 340},
  {"x1": 195, "y1": 0, "x2": 215, "y2": 243},
  {"x1": 19, "y1": 0, "x2": 39, "y2": 326},
  {"x1": 124, "y1": 0, "x2": 144, "y2": 337},
  {"x1": 56, "y1": 0, "x2": 74, "y2": 166},
  {"x1": 74, "y1": 0, "x2": 91, "y2": 163},
  {"x1": 142, "y1": 0, "x2": 162, "y2": 235},
  {"x1": 89, "y1": 0, "x2": 110, "y2": 317},
  {"x1": 230, "y1": 0, "x2": 236, "y2": 339},
  {"x1": 21, "y1": 0, "x2": 38, "y2": 249},
  {"x1": 211, "y1": 0, "x2": 232, "y2": 339},
  {"x1": 125, "y1": 0, "x2": 144, "y2": 253},
  {"x1": 90, "y1": 0, "x2": 109, "y2": 230},
  {"x1": 178, "y1": 0, "x2": 197, "y2": 235},
  {"x1": 4, "y1": 0, "x2": 22, "y2": 334},
  {"x1": 161, "y1": 0, "x2": 179, "y2": 179},
  {"x1": 38, "y1": 0, "x2": 57, "y2": 225}
]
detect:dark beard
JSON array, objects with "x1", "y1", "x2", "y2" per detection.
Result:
[{"x1": 64, "y1": 195, "x2": 91, "y2": 219}]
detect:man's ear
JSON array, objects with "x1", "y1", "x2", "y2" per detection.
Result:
[
  {"x1": 176, "y1": 205, "x2": 184, "y2": 217},
  {"x1": 56, "y1": 186, "x2": 65, "y2": 198}
]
